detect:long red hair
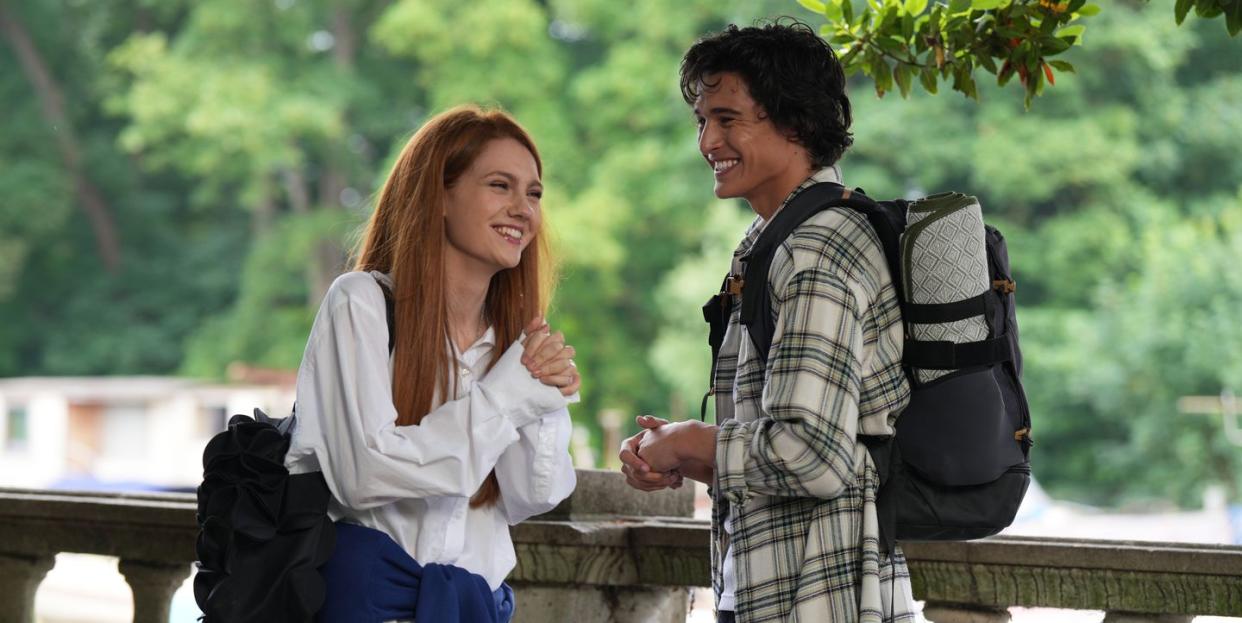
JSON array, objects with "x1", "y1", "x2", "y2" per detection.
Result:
[{"x1": 353, "y1": 105, "x2": 553, "y2": 507}]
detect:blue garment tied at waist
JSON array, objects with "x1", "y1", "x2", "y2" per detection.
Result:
[{"x1": 317, "y1": 522, "x2": 515, "y2": 623}]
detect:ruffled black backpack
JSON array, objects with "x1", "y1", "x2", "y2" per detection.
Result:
[
  {"x1": 195, "y1": 275, "x2": 395, "y2": 621},
  {"x1": 194, "y1": 410, "x2": 336, "y2": 622}
]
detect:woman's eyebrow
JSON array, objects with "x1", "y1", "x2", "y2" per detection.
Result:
[
  {"x1": 484, "y1": 170, "x2": 517, "y2": 182},
  {"x1": 485, "y1": 170, "x2": 540, "y2": 187}
]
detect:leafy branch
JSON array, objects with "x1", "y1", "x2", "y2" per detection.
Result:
[{"x1": 799, "y1": 0, "x2": 1240, "y2": 107}]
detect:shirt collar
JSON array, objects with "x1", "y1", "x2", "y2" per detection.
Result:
[
  {"x1": 451, "y1": 325, "x2": 496, "y2": 366},
  {"x1": 472, "y1": 327, "x2": 497, "y2": 350}
]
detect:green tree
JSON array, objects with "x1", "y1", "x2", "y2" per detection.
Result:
[
  {"x1": 3, "y1": 0, "x2": 1240, "y2": 509},
  {"x1": 0, "y1": 1, "x2": 248, "y2": 376}
]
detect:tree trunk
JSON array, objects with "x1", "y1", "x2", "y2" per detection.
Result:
[
  {"x1": 301, "y1": 3, "x2": 360, "y2": 305},
  {"x1": 252, "y1": 174, "x2": 277, "y2": 237},
  {"x1": 0, "y1": 4, "x2": 122, "y2": 273}
]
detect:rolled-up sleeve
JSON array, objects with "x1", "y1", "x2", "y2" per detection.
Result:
[
  {"x1": 293, "y1": 274, "x2": 569, "y2": 510},
  {"x1": 716, "y1": 266, "x2": 865, "y2": 504}
]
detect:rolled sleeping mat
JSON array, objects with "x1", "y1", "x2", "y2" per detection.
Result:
[{"x1": 901, "y1": 192, "x2": 991, "y2": 383}]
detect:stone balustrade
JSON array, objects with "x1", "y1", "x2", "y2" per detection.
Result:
[{"x1": 2, "y1": 471, "x2": 1241, "y2": 622}]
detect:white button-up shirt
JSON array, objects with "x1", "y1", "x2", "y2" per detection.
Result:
[{"x1": 285, "y1": 271, "x2": 577, "y2": 590}]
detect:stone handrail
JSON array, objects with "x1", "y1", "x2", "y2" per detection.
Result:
[{"x1": 2, "y1": 473, "x2": 1242, "y2": 622}]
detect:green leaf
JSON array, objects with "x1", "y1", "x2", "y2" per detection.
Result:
[
  {"x1": 1057, "y1": 24, "x2": 1086, "y2": 39},
  {"x1": 872, "y1": 56, "x2": 893, "y2": 96},
  {"x1": 876, "y1": 35, "x2": 907, "y2": 55},
  {"x1": 1039, "y1": 35, "x2": 1072, "y2": 55},
  {"x1": 825, "y1": 0, "x2": 845, "y2": 22},
  {"x1": 1077, "y1": 3, "x2": 1101, "y2": 17},
  {"x1": 1175, "y1": 0, "x2": 1194, "y2": 25},
  {"x1": 975, "y1": 50, "x2": 999, "y2": 73},
  {"x1": 919, "y1": 65, "x2": 939, "y2": 93},
  {"x1": 949, "y1": 0, "x2": 972, "y2": 13},
  {"x1": 971, "y1": 0, "x2": 1007, "y2": 10},
  {"x1": 894, "y1": 62, "x2": 914, "y2": 97},
  {"x1": 1228, "y1": 1, "x2": 1242, "y2": 36},
  {"x1": 1039, "y1": 16, "x2": 1059, "y2": 35},
  {"x1": 904, "y1": 0, "x2": 929, "y2": 15},
  {"x1": 1195, "y1": 0, "x2": 1224, "y2": 19},
  {"x1": 798, "y1": 0, "x2": 828, "y2": 14},
  {"x1": 1049, "y1": 60, "x2": 1075, "y2": 73}
]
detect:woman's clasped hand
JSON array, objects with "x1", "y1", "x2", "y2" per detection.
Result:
[{"x1": 520, "y1": 317, "x2": 580, "y2": 397}]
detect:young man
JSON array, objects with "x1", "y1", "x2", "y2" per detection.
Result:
[{"x1": 618, "y1": 22, "x2": 915, "y2": 623}]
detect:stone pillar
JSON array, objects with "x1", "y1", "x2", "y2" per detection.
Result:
[
  {"x1": 1102, "y1": 613, "x2": 1193, "y2": 623},
  {"x1": 0, "y1": 553, "x2": 55, "y2": 623},
  {"x1": 513, "y1": 469, "x2": 697, "y2": 623},
  {"x1": 511, "y1": 584, "x2": 690, "y2": 623},
  {"x1": 923, "y1": 602, "x2": 1012, "y2": 623},
  {"x1": 118, "y1": 558, "x2": 192, "y2": 623}
]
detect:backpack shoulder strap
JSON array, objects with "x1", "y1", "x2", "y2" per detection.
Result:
[
  {"x1": 373, "y1": 275, "x2": 396, "y2": 354},
  {"x1": 741, "y1": 183, "x2": 906, "y2": 366},
  {"x1": 738, "y1": 183, "x2": 844, "y2": 364}
]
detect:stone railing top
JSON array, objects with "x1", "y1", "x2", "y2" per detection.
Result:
[
  {"x1": 537, "y1": 468, "x2": 694, "y2": 520},
  {"x1": 902, "y1": 535, "x2": 1242, "y2": 576}
]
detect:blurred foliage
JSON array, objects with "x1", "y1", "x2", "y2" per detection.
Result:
[{"x1": 1, "y1": 0, "x2": 1240, "y2": 508}]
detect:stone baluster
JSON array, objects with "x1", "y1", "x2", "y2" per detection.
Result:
[
  {"x1": 923, "y1": 602, "x2": 1012, "y2": 623},
  {"x1": 118, "y1": 558, "x2": 192, "y2": 623},
  {"x1": 0, "y1": 553, "x2": 55, "y2": 623}
]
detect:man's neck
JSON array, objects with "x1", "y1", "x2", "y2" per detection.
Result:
[{"x1": 746, "y1": 162, "x2": 816, "y2": 221}]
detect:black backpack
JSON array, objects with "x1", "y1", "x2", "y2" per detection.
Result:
[
  {"x1": 195, "y1": 276, "x2": 395, "y2": 622},
  {"x1": 702, "y1": 182, "x2": 1031, "y2": 550}
]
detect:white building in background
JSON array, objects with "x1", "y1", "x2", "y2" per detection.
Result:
[{"x1": 0, "y1": 375, "x2": 295, "y2": 491}]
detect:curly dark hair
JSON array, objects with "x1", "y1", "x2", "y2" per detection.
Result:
[{"x1": 680, "y1": 20, "x2": 853, "y2": 168}]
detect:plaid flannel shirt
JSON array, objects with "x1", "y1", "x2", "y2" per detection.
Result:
[{"x1": 711, "y1": 167, "x2": 916, "y2": 622}]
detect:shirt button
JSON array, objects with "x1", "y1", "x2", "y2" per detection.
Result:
[{"x1": 460, "y1": 367, "x2": 471, "y2": 377}]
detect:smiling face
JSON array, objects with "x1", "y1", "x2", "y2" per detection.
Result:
[
  {"x1": 444, "y1": 137, "x2": 543, "y2": 278},
  {"x1": 694, "y1": 72, "x2": 814, "y2": 219}
]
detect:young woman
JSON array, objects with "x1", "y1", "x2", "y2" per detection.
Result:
[{"x1": 284, "y1": 105, "x2": 580, "y2": 622}]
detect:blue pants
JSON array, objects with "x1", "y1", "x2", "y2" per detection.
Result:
[{"x1": 318, "y1": 522, "x2": 515, "y2": 623}]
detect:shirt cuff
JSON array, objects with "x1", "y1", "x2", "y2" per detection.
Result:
[
  {"x1": 715, "y1": 419, "x2": 752, "y2": 505},
  {"x1": 478, "y1": 340, "x2": 571, "y2": 429}
]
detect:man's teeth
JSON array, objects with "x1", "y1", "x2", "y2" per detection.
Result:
[
  {"x1": 713, "y1": 159, "x2": 739, "y2": 173},
  {"x1": 496, "y1": 226, "x2": 523, "y2": 240}
]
